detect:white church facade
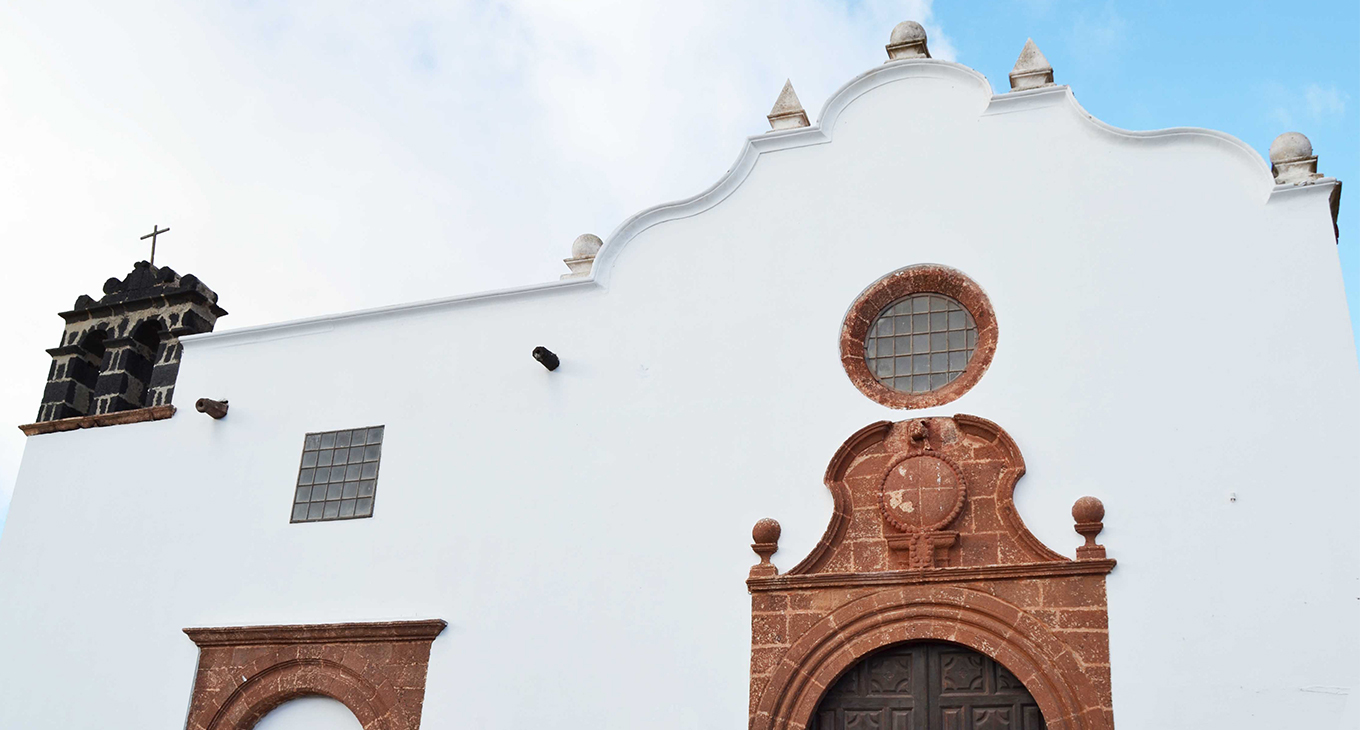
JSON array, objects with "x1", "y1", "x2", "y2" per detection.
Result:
[{"x1": 0, "y1": 21, "x2": 1355, "y2": 730}]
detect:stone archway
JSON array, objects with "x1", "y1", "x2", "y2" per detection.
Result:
[
  {"x1": 207, "y1": 659, "x2": 389, "y2": 730},
  {"x1": 183, "y1": 620, "x2": 446, "y2": 730},
  {"x1": 746, "y1": 416, "x2": 1115, "y2": 730},
  {"x1": 751, "y1": 586, "x2": 1109, "y2": 730}
]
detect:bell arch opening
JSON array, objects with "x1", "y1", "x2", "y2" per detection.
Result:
[{"x1": 810, "y1": 640, "x2": 1044, "y2": 730}]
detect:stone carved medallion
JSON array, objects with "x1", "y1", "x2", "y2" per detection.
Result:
[{"x1": 879, "y1": 452, "x2": 966, "y2": 534}]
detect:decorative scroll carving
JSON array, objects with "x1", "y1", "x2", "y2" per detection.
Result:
[{"x1": 747, "y1": 415, "x2": 1115, "y2": 730}]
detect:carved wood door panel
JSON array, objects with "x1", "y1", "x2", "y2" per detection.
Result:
[{"x1": 811, "y1": 642, "x2": 1044, "y2": 730}]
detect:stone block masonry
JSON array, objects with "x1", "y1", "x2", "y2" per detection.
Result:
[{"x1": 32, "y1": 260, "x2": 225, "y2": 424}]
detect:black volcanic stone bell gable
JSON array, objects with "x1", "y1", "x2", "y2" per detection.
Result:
[{"x1": 32, "y1": 260, "x2": 227, "y2": 424}]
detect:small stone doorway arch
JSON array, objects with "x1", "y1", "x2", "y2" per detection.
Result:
[{"x1": 811, "y1": 640, "x2": 1043, "y2": 730}]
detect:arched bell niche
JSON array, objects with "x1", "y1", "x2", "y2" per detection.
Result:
[{"x1": 810, "y1": 641, "x2": 1043, "y2": 730}]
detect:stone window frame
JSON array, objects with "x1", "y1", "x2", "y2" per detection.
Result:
[
  {"x1": 840, "y1": 265, "x2": 998, "y2": 409},
  {"x1": 182, "y1": 619, "x2": 445, "y2": 730}
]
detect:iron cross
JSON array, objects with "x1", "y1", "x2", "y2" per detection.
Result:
[{"x1": 140, "y1": 225, "x2": 170, "y2": 266}]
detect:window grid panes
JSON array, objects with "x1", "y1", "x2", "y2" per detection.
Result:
[
  {"x1": 864, "y1": 294, "x2": 978, "y2": 394},
  {"x1": 292, "y1": 426, "x2": 384, "y2": 523}
]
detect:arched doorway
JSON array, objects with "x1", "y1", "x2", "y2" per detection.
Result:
[
  {"x1": 252, "y1": 696, "x2": 362, "y2": 730},
  {"x1": 811, "y1": 641, "x2": 1043, "y2": 730}
]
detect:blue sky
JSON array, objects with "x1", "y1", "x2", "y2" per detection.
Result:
[
  {"x1": 934, "y1": 0, "x2": 1358, "y2": 332},
  {"x1": 0, "y1": 1, "x2": 1354, "y2": 538}
]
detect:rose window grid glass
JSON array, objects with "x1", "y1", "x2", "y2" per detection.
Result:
[
  {"x1": 292, "y1": 426, "x2": 384, "y2": 523},
  {"x1": 865, "y1": 294, "x2": 978, "y2": 394}
]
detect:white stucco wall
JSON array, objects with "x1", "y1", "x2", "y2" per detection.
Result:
[{"x1": 0, "y1": 60, "x2": 1355, "y2": 729}]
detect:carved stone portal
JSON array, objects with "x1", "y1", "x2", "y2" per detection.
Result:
[{"x1": 747, "y1": 415, "x2": 1115, "y2": 730}]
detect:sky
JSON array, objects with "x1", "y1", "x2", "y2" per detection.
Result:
[{"x1": 0, "y1": 1, "x2": 1355, "y2": 536}]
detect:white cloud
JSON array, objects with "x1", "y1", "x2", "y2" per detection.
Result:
[
  {"x1": 1305, "y1": 83, "x2": 1347, "y2": 119},
  {"x1": 0, "y1": 2, "x2": 950, "y2": 508}
]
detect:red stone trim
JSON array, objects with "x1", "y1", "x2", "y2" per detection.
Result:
[
  {"x1": 18, "y1": 404, "x2": 175, "y2": 435},
  {"x1": 750, "y1": 586, "x2": 1112, "y2": 730},
  {"x1": 182, "y1": 619, "x2": 446, "y2": 730},
  {"x1": 840, "y1": 265, "x2": 998, "y2": 409},
  {"x1": 748, "y1": 416, "x2": 1114, "y2": 728},
  {"x1": 184, "y1": 620, "x2": 448, "y2": 647},
  {"x1": 748, "y1": 558, "x2": 1116, "y2": 591}
]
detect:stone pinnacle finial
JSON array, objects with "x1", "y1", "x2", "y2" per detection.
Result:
[
  {"x1": 766, "y1": 79, "x2": 810, "y2": 131},
  {"x1": 561, "y1": 233, "x2": 602, "y2": 280},
  {"x1": 1269, "y1": 132, "x2": 1322, "y2": 185},
  {"x1": 1009, "y1": 38, "x2": 1054, "y2": 91},
  {"x1": 886, "y1": 21, "x2": 930, "y2": 60}
]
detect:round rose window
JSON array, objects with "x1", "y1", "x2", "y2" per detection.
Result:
[
  {"x1": 840, "y1": 264, "x2": 997, "y2": 409},
  {"x1": 865, "y1": 294, "x2": 977, "y2": 394}
]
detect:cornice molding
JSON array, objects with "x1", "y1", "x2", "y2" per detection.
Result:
[
  {"x1": 19, "y1": 405, "x2": 175, "y2": 436},
  {"x1": 749, "y1": 558, "x2": 1116, "y2": 592},
  {"x1": 183, "y1": 619, "x2": 448, "y2": 647}
]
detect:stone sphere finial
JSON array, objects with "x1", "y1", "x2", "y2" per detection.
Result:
[
  {"x1": 570, "y1": 233, "x2": 603, "y2": 259},
  {"x1": 1072, "y1": 496, "x2": 1106, "y2": 560},
  {"x1": 1269, "y1": 132, "x2": 1322, "y2": 185},
  {"x1": 1270, "y1": 132, "x2": 1313, "y2": 163},
  {"x1": 752, "y1": 517, "x2": 782, "y2": 544},
  {"x1": 889, "y1": 21, "x2": 926, "y2": 44},
  {"x1": 1072, "y1": 495, "x2": 1105, "y2": 524},
  {"x1": 562, "y1": 234, "x2": 603, "y2": 280},
  {"x1": 886, "y1": 21, "x2": 931, "y2": 60},
  {"x1": 750, "y1": 518, "x2": 781, "y2": 578}
]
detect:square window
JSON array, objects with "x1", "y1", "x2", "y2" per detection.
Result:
[
  {"x1": 929, "y1": 312, "x2": 947, "y2": 331},
  {"x1": 912, "y1": 314, "x2": 929, "y2": 331},
  {"x1": 293, "y1": 426, "x2": 384, "y2": 523},
  {"x1": 930, "y1": 333, "x2": 947, "y2": 351}
]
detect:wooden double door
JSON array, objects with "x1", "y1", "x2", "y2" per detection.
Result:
[{"x1": 810, "y1": 641, "x2": 1044, "y2": 730}]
